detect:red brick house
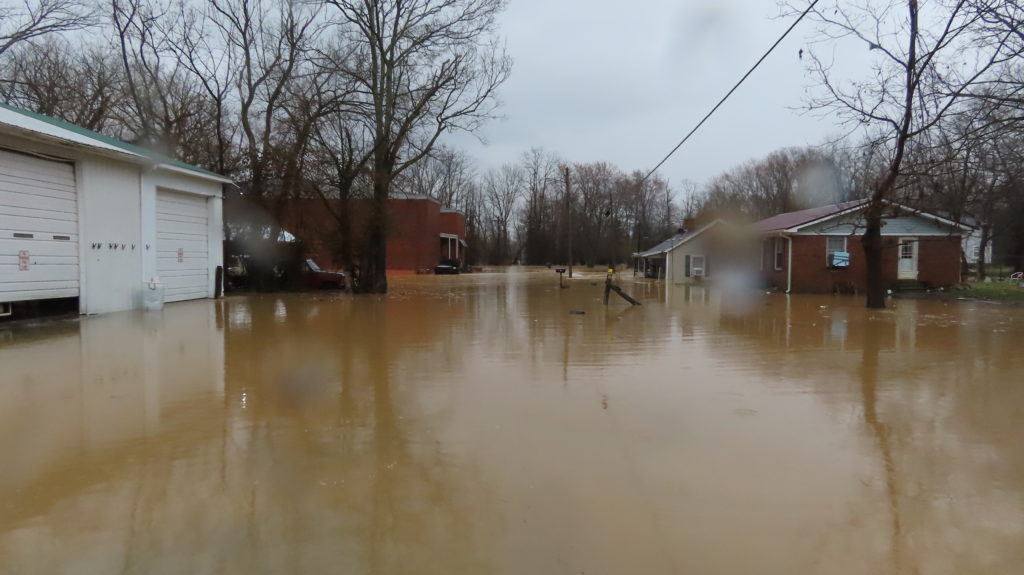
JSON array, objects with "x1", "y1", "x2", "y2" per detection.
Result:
[
  {"x1": 280, "y1": 196, "x2": 467, "y2": 274},
  {"x1": 753, "y1": 200, "x2": 970, "y2": 293}
]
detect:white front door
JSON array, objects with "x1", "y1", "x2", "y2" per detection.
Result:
[{"x1": 898, "y1": 238, "x2": 918, "y2": 280}]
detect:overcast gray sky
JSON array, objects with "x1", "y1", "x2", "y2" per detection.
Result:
[{"x1": 447, "y1": 0, "x2": 851, "y2": 189}]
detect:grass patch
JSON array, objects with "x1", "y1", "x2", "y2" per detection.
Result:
[{"x1": 953, "y1": 281, "x2": 1024, "y2": 301}]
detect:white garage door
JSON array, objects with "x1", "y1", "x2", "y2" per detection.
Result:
[
  {"x1": 157, "y1": 190, "x2": 209, "y2": 302},
  {"x1": 0, "y1": 149, "x2": 78, "y2": 303}
]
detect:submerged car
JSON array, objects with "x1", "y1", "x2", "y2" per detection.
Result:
[
  {"x1": 304, "y1": 259, "x2": 347, "y2": 290},
  {"x1": 434, "y1": 258, "x2": 461, "y2": 275}
]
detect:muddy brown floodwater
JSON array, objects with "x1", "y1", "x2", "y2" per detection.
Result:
[{"x1": 2, "y1": 268, "x2": 1024, "y2": 574}]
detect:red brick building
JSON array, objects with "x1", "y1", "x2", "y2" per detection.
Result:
[
  {"x1": 753, "y1": 201, "x2": 969, "y2": 293},
  {"x1": 280, "y1": 196, "x2": 467, "y2": 274}
]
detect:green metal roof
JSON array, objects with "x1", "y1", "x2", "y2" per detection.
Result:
[{"x1": 0, "y1": 101, "x2": 230, "y2": 182}]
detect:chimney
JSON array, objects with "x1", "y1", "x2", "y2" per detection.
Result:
[{"x1": 680, "y1": 217, "x2": 697, "y2": 233}]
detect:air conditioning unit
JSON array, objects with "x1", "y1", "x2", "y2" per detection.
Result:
[
  {"x1": 829, "y1": 252, "x2": 850, "y2": 268},
  {"x1": 0, "y1": 302, "x2": 11, "y2": 318}
]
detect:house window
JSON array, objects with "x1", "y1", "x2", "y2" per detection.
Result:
[
  {"x1": 691, "y1": 255, "x2": 706, "y2": 277},
  {"x1": 774, "y1": 238, "x2": 785, "y2": 270},
  {"x1": 900, "y1": 240, "x2": 914, "y2": 260},
  {"x1": 826, "y1": 237, "x2": 848, "y2": 267}
]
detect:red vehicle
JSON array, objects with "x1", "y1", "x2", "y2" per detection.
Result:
[{"x1": 304, "y1": 259, "x2": 347, "y2": 290}]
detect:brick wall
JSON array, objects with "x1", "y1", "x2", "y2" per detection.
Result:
[
  {"x1": 384, "y1": 199, "x2": 441, "y2": 272},
  {"x1": 276, "y1": 197, "x2": 447, "y2": 272},
  {"x1": 761, "y1": 235, "x2": 961, "y2": 293}
]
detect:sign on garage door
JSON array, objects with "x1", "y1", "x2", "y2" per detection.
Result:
[
  {"x1": 156, "y1": 190, "x2": 209, "y2": 302},
  {"x1": 0, "y1": 149, "x2": 78, "y2": 303}
]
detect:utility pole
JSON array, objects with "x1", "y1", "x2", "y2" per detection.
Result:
[{"x1": 564, "y1": 165, "x2": 572, "y2": 278}]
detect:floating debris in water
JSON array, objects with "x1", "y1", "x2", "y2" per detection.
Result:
[{"x1": 569, "y1": 310, "x2": 586, "y2": 315}]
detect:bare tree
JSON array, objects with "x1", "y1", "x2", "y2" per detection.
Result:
[
  {"x1": 0, "y1": 0, "x2": 95, "y2": 57},
  {"x1": 519, "y1": 147, "x2": 561, "y2": 265},
  {"x1": 324, "y1": 0, "x2": 511, "y2": 293},
  {"x1": 795, "y1": 0, "x2": 1022, "y2": 307},
  {"x1": 0, "y1": 37, "x2": 120, "y2": 130},
  {"x1": 393, "y1": 144, "x2": 476, "y2": 207},
  {"x1": 483, "y1": 162, "x2": 523, "y2": 263},
  {"x1": 162, "y1": 2, "x2": 241, "y2": 174},
  {"x1": 205, "y1": 0, "x2": 325, "y2": 208}
]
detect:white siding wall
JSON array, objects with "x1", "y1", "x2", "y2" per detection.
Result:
[
  {"x1": 78, "y1": 158, "x2": 143, "y2": 314},
  {"x1": 667, "y1": 236, "x2": 713, "y2": 283}
]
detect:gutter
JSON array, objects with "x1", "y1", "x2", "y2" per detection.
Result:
[{"x1": 155, "y1": 162, "x2": 235, "y2": 185}]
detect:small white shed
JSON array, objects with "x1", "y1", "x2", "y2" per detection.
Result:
[{"x1": 0, "y1": 103, "x2": 231, "y2": 315}]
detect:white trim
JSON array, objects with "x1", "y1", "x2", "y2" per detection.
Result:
[
  {"x1": 155, "y1": 163, "x2": 233, "y2": 186},
  {"x1": 784, "y1": 199, "x2": 971, "y2": 233},
  {"x1": 0, "y1": 108, "x2": 145, "y2": 159},
  {"x1": 786, "y1": 236, "x2": 793, "y2": 293},
  {"x1": 795, "y1": 231, "x2": 961, "y2": 237},
  {"x1": 75, "y1": 159, "x2": 87, "y2": 313},
  {"x1": 439, "y1": 233, "x2": 458, "y2": 239},
  {"x1": 782, "y1": 201, "x2": 869, "y2": 233}
]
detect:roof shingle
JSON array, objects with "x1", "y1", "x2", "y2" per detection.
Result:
[{"x1": 750, "y1": 200, "x2": 867, "y2": 233}]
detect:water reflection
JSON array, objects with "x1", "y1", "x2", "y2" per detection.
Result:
[{"x1": 1, "y1": 271, "x2": 1022, "y2": 574}]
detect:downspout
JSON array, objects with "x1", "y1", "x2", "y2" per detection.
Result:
[{"x1": 785, "y1": 234, "x2": 793, "y2": 294}]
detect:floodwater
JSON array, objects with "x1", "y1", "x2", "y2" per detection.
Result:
[{"x1": 1, "y1": 269, "x2": 1023, "y2": 575}]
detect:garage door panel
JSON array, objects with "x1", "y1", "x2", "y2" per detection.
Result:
[
  {"x1": 157, "y1": 206, "x2": 207, "y2": 219},
  {"x1": 156, "y1": 190, "x2": 209, "y2": 303},
  {"x1": 157, "y1": 268, "x2": 209, "y2": 277},
  {"x1": 0, "y1": 238, "x2": 78, "y2": 256},
  {"x1": 0, "y1": 189, "x2": 77, "y2": 211},
  {"x1": 0, "y1": 279, "x2": 79, "y2": 293},
  {"x1": 156, "y1": 219, "x2": 207, "y2": 235},
  {"x1": 0, "y1": 214, "x2": 78, "y2": 235},
  {"x1": 0, "y1": 150, "x2": 78, "y2": 303},
  {"x1": 0, "y1": 286, "x2": 78, "y2": 301},
  {"x1": 157, "y1": 240, "x2": 208, "y2": 253},
  {"x1": 0, "y1": 169, "x2": 75, "y2": 196},
  {"x1": 158, "y1": 196, "x2": 208, "y2": 213},
  {"x1": 0, "y1": 255, "x2": 78, "y2": 265},
  {"x1": 157, "y1": 232, "x2": 206, "y2": 241},
  {"x1": 157, "y1": 253, "x2": 208, "y2": 262},
  {"x1": 0, "y1": 152, "x2": 75, "y2": 178},
  {"x1": 0, "y1": 203, "x2": 77, "y2": 221},
  {"x1": 0, "y1": 264, "x2": 79, "y2": 281}
]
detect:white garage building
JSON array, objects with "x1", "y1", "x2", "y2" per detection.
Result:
[{"x1": 0, "y1": 103, "x2": 230, "y2": 316}]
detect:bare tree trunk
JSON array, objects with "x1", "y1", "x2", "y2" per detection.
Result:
[
  {"x1": 363, "y1": 160, "x2": 391, "y2": 294},
  {"x1": 862, "y1": 208, "x2": 887, "y2": 308},
  {"x1": 978, "y1": 224, "x2": 991, "y2": 280}
]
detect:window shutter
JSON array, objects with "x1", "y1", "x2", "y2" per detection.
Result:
[{"x1": 685, "y1": 255, "x2": 691, "y2": 277}]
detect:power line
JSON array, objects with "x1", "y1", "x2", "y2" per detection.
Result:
[{"x1": 641, "y1": 0, "x2": 821, "y2": 183}]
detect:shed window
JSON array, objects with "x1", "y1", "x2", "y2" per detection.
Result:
[
  {"x1": 826, "y1": 237, "x2": 848, "y2": 267},
  {"x1": 774, "y1": 238, "x2": 785, "y2": 270}
]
